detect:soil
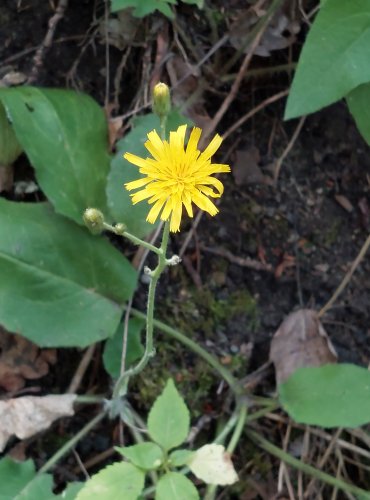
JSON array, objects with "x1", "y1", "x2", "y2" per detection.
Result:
[{"x1": 1, "y1": 0, "x2": 370, "y2": 498}]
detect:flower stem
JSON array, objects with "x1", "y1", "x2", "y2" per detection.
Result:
[
  {"x1": 112, "y1": 222, "x2": 170, "y2": 398},
  {"x1": 103, "y1": 222, "x2": 162, "y2": 255}
]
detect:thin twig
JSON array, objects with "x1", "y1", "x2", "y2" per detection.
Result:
[
  {"x1": 28, "y1": 0, "x2": 69, "y2": 82},
  {"x1": 273, "y1": 116, "x2": 306, "y2": 184},
  {"x1": 318, "y1": 234, "x2": 370, "y2": 317},
  {"x1": 67, "y1": 344, "x2": 96, "y2": 394}
]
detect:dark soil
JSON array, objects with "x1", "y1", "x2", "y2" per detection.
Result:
[{"x1": 1, "y1": 1, "x2": 370, "y2": 498}]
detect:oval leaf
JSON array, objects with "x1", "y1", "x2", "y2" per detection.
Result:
[
  {"x1": 188, "y1": 444, "x2": 238, "y2": 486},
  {"x1": 347, "y1": 83, "x2": 370, "y2": 145},
  {"x1": 169, "y1": 449, "x2": 195, "y2": 467},
  {"x1": 285, "y1": 0, "x2": 370, "y2": 119},
  {"x1": 279, "y1": 363, "x2": 370, "y2": 428},
  {"x1": 0, "y1": 199, "x2": 137, "y2": 347},
  {"x1": 155, "y1": 472, "x2": 199, "y2": 500},
  {"x1": 116, "y1": 442, "x2": 163, "y2": 470},
  {"x1": 148, "y1": 379, "x2": 190, "y2": 451},
  {"x1": 76, "y1": 462, "x2": 144, "y2": 500},
  {"x1": 0, "y1": 87, "x2": 111, "y2": 224}
]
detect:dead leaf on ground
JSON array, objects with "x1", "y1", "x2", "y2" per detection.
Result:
[
  {"x1": 335, "y1": 194, "x2": 354, "y2": 213},
  {"x1": 269, "y1": 309, "x2": 337, "y2": 384},
  {"x1": 0, "y1": 394, "x2": 76, "y2": 451},
  {"x1": 233, "y1": 147, "x2": 272, "y2": 186},
  {"x1": 98, "y1": 10, "x2": 140, "y2": 50},
  {"x1": 0, "y1": 328, "x2": 57, "y2": 392}
]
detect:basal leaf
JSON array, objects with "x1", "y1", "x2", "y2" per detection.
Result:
[
  {"x1": 285, "y1": 0, "x2": 370, "y2": 119},
  {"x1": 107, "y1": 110, "x2": 191, "y2": 238},
  {"x1": 155, "y1": 472, "x2": 199, "y2": 500},
  {"x1": 0, "y1": 87, "x2": 111, "y2": 225},
  {"x1": 279, "y1": 363, "x2": 370, "y2": 427},
  {"x1": 110, "y1": 0, "x2": 176, "y2": 18},
  {"x1": 0, "y1": 199, "x2": 137, "y2": 347},
  {"x1": 103, "y1": 318, "x2": 144, "y2": 378},
  {"x1": 347, "y1": 83, "x2": 370, "y2": 145},
  {"x1": 148, "y1": 379, "x2": 190, "y2": 451},
  {"x1": 76, "y1": 462, "x2": 144, "y2": 500},
  {"x1": 116, "y1": 442, "x2": 163, "y2": 470}
]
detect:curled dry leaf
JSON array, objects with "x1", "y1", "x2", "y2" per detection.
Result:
[
  {"x1": 0, "y1": 328, "x2": 57, "y2": 392},
  {"x1": 188, "y1": 444, "x2": 238, "y2": 486},
  {"x1": 270, "y1": 309, "x2": 337, "y2": 384},
  {"x1": 0, "y1": 394, "x2": 77, "y2": 451}
]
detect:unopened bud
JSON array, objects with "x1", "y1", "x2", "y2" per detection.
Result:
[
  {"x1": 152, "y1": 82, "x2": 171, "y2": 118},
  {"x1": 83, "y1": 208, "x2": 105, "y2": 235},
  {"x1": 114, "y1": 223, "x2": 126, "y2": 235}
]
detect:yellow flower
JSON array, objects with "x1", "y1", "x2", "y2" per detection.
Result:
[{"x1": 123, "y1": 125, "x2": 230, "y2": 232}]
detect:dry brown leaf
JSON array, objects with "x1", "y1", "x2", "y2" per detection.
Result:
[
  {"x1": 233, "y1": 147, "x2": 267, "y2": 186},
  {"x1": 269, "y1": 309, "x2": 337, "y2": 384},
  {"x1": 335, "y1": 194, "x2": 354, "y2": 213},
  {"x1": 0, "y1": 394, "x2": 76, "y2": 451},
  {"x1": 0, "y1": 328, "x2": 57, "y2": 392},
  {"x1": 108, "y1": 116, "x2": 124, "y2": 149}
]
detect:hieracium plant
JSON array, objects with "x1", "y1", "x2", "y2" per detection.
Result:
[{"x1": 81, "y1": 83, "x2": 236, "y2": 499}]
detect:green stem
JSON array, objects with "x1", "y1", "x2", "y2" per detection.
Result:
[
  {"x1": 113, "y1": 222, "x2": 170, "y2": 398},
  {"x1": 103, "y1": 222, "x2": 162, "y2": 255},
  {"x1": 75, "y1": 395, "x2": 106, "y2": 404},
  {"x1": 38, "y1": 411, "x2": 107, "y2": 475},
  {"x1": 129, "y1": 307, "x2": 240, "y2": 394},
  {"x1": 247, "y1": 430, "x2": 370, "y2": 499}
]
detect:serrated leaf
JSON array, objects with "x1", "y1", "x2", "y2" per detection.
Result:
[
  {"x1": 0, "y1": 87, "x2": 110, "y2": 224},
  {"x1": 103, "y1": 318, "x2": 144, "y2": 378},
  {"x1": 0, "y1": 199, "x2": 137, "y2": 347},
  {"x1": 0, "y1": 458, "x2": 54, "y2": 500},
  {"x1": 107, "y1": 110, "x2": 192, "y2": 238},
  {"x1": 347, "y1": 83, "x2": 370, "y2": 145},
  {"x1": 169, "y1": 449, "x2": 195, "y2": 467},
  {"x1": 155, "y1": 472, "x2": 199, "y2": 500},
  {"x1": 279, "y1": 363, "x2": 370, "y2": 427},
  {"x1": 148, "y1": 379, "x2": 190, "y2": 451},
  {"x1": 285, "y1": 0, "x2": 370, "y2": 119},
  {"x1": 116, "y1": 442, "x2": 164, "y2": 470},
  {"x1": 188, "y1": 444, "x2": 238, "y2": 486},
  {"x1": 76, "y1": 462, "x2": 144, "y2": 500}
]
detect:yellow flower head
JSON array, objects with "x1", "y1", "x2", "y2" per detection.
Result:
[{"x1": 123, "y1": 125, "x2": 230, "y2": 232}]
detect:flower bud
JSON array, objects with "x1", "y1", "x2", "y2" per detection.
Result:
[
  {"x1": 114, "y1": 223, "x2": 126, "y2": 235},
  {"x1": 83, "y1": 208, "x2": 105, "y2": 235},
  {"x1": 152, "y1": 82, "x2": 171, "y2": 118}
]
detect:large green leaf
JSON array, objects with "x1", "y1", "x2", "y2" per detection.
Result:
[
  {"x1": 0, "y1": 199, "x2": 137, "y2": 347},
  {"x1": 279, "y1": 363, "x2": 370, "y2": 427},
  {"x1": 107, "y1": 110, "x2": 191, "y2": 238},
  {"x1": 0, "y1": 87, "x2": 110, "y2": 224},
  {"x1": 347, "y1": 83, "x2": 370, "y2": 145},
  {"x1": 76, "y1": 462, "x2": 144, "y2": 500},
  {"x1": 285, "y1": 0, "x2": 370, "y2": 119},
  {"x1": 148, "y1": 379, "x2": 190, "y2": 451},
  {"x1": 155, "y1": 472, "x2": 199, "y2": 500},
  {"x1": 103, "y1": 317, "x2": 144, "y2": 378}
]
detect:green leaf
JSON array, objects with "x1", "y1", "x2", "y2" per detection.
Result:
[
  {"x1": 285, "y1": 0, "x2": 370, "y2": 119},
  {"x1": 107, "y1": 110, "x2": 192, "y2": 238},
  {"x1": 0, "y1": 458, "x2": 55, "y2": 500},
  {"x1": 110, "y1": 0, "x2": 176, "y2": 18},
  {"x1": 0, "y1": 199, "x2": 137, "y2": 347},
  {"x1": 116, "y1": 442, "x2": 164, "y2": 470},
  {"x1": 103, "y1": 318, "x2": 144, "y2": 378},
  {"x1": 0, "y1": 87, "x2": 110, "y2": 225},
  {"x1": 148, "y1": 379, "x2": 190, "y2": 451},
  {"x1": 181, "y1": 0, "x2": 203, "y2": 7},
  {"x1": 169, "y1": 449, "x2": 195, "y2": 467},
  {"x1": 155, "y1": 472, "x2": 199, "y2": 500},
  {"x1": 347, "y1": 83, "x2": 370, "y2": 144},
  {"x1": 0, "y1": 102, "x2": 22, "y2": 166},
  {"x1": 57, "y1": 483, "x2": 84, "y2": 499},
  {"x1": 279, "y1": 363, "x2": 370, "y2": 427},
  {"x1": 76, "y1": 462, "x2": 144, "y2": 500}
]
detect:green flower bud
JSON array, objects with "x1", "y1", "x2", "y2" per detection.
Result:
[
  {"x1": 152, "y1": 82, "x2": 171, "y2": 118},
  {"x1": 83, "y1": 208, "x2": 105, "y2": 235}
]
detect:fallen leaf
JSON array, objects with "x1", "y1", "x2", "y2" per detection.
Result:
[
  {"x1": 0, "y1": 394, "x2": 76, "y2": 451},
  {"x1": 188, "y1": 444, "x2": 238, "y2": 486},
  {"x1": 334, "y1": 194, "x2": 353, "y2": 213},
  {"x1": 270, "y1": 309, "x2": 337, "y2": 384},
  {"x1": 0, "y1": 328, "x2": 57, "y2": 392},
  {"x1": 233, "y1": 147, "x2": 265, "y2": 186},
  {"x1": 108, "y1": 116, "x2": 124, "y2": 150}
]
